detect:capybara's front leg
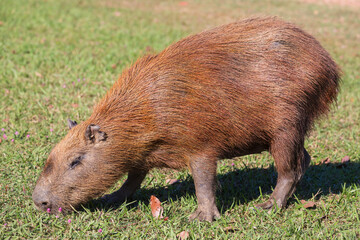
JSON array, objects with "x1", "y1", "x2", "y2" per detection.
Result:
[
  {"x1": 188, "y1": 155, "x2": 220, "y2": 222},
  {"x1": 102, "y1": 169, "x2": 148, "y2": 205}
]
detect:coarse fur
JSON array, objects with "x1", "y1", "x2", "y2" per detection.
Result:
[{"x1": 33, "y1": 17, "x2": 340, "y2": 221}]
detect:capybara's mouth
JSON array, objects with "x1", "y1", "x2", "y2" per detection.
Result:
[{"x1": 34, "y1": 203, "x2": 75, "y2": 215}]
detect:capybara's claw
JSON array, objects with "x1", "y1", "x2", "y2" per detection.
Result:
[{"x1": 189, "y1": 207, "x2": 220, "y2": 222}]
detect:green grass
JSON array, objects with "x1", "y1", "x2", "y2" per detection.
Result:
[{"x1": 1, "y1": 0, "x2": 359, "y2": 238}]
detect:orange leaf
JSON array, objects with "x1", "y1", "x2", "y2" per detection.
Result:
[
  {"x1": 35, "y1": 72, "x2": 43, "y2": 78},
  {"x1": 177, "y1": 230, "x2": 189, "y2": 240},
  {"x1": 341, "y1": 156, "x2": 350, "y2": 164},
  {"x1": 165, "y1": 179, "x2": 179, "y2": 185},
  {"x1": 321, "y1": 157, "x2": 330, "y2": 165},
  {"x1": 300, "y1": 200, "x2": 316, "y2": 209},
  {"x1": 150, "y1": 195, "x2": 163, "y2": 219}
]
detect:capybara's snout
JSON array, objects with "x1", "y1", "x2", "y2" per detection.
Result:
[{"x1": 32, "y1": 184, "x2": 52, "y2": 212}]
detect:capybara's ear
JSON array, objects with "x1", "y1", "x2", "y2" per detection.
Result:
[
  {"x1": 67, "y1": 119, "x2": 78, "y2": 129},
  {"x1": 85, "y1": 124, "x2": 108, "y2": 143}
]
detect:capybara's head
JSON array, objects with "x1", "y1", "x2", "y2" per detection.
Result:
[{"x1": 32, "y1": 119, "x2": 121, "y2": 213}]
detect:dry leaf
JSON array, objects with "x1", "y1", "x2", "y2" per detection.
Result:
[
  {"x1": 150, "y1": 195, "x2": 163, "y2": 219},
  {"x1": 179, "y1": 1, "x2": 188, "y2": 6},
  {"x1": 177, "y1": 230, "x2": 189, "y2": 240},
  {"x1": 114, "y1": 11, "x2": 121, "y2": 17},
  {"x1": 111, "y1": 64, "x2": 117, "y2": 69},
  {"x1": 224, "y1": 226, "x2": 238, "y2": 233},
  {"x1": 321, "y1": 157, "x2": 331, "y2": 165},
  {"x1": 300, "y1": 200, "x2": 316, "y2": 209},
  {"x1": 341, "y1": 156, "x2": 350, "y2": 164},
  {"x1": 35, "y1": 72, "x2": 43, "y2": 78},
  {"x1": 71, "y1": 103, "x2": 79, "y2": 108},
  {"x1": 165, "y1": 179, "x2": 179, "y2": 185},
  {"x1": 336, "y1": 156, "x2": 350, "y2": 168}
]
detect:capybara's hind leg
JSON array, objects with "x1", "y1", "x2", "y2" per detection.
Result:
[
  {"x1": 101, "y1": 169, "x2": 148, "y2": 204},
  {"x1": 256, "y1": 139, "x2": 311, "y2": 210}
]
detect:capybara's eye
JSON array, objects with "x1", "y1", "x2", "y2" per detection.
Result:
[{"x1": 69, "y1": 156, "x2": 82, "y2": 169}]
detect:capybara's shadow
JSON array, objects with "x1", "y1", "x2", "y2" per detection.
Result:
[{"x1": 84, "y1": 160, "x2": 360, "y2": 213}]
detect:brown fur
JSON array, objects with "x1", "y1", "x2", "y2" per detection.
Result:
[{"x1": 33, "y1": 17, "x2": 340, "y2": 221}]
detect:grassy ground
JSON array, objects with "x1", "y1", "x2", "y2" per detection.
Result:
[{"x1": 1, "y1": 0, "x2": 359, "y2": 238}]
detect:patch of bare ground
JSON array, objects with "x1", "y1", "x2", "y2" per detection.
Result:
[{"x1": 301, "y1": 0, "x2": 360, "y2": 8}]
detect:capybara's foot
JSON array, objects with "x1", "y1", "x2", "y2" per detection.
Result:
[
  {"x1": 188, "y1": 206, "x2": 220, "y2": 222},
  {"x1": 100, "y1": 192, "x2": 126, "y2": 205}
]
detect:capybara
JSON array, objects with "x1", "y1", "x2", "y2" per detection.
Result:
[{"x1": 32, "y1": 17, "x2": 340, "y2": 222}]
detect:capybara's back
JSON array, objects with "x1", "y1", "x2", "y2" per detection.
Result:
[{"x1": 33, "y1": 17, "x2": 340, "y2": 222}]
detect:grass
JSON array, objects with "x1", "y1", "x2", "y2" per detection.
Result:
[{"x1": 1, "y1": 0, "x2": 359, "y2": 238}]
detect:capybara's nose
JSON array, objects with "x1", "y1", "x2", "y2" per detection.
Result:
[{"x1": 32, "y1": 187, "x2": 51, "y2": 211}]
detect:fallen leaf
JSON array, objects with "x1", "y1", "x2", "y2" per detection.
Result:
[
  {"x1": 71, "y1": 103, "x2": 79, "y2": 108},
  {"x1": 300, "y1": 200, "x2": 316, "y2": 209},
  {"x1": 341, "y1": 156, "x2": 350, "y2": 164},
  {"x1": 177, "y1": 230, "x2": 189, "y2": 240},
  {"x1": 165, "y1": 179, "x2": 179, "y2": 185},
  {"x1": 114, "y1": 11, "x2": 121, "y2": 17},
  {"x1": 163, "y1": 216, "x2": 169, "y2": 221},
  {"x1": 321, "y1": 157, "x2": 331, "y2": 165},
  {"x1": 179, "y1": 1, "x2": 188, "y2": 6},
  {"x1": 111, "y1": 64, "x2": 117, "y2": 69},
  {"x1": 0, "y1": 21, "x2": 3, "y2": 26},
  {"x1": 224, "y1": 226, "x2": 238, "y2": 233},
  {"x1": 336, "y1": 156, "x2": 351, "y2": 168},
  {"x1": 150, "y1": 195, "x2": 163, "y2": 219},
  {"x1": 35, "y1": 72, "x2": 43, "y2": 78}
]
